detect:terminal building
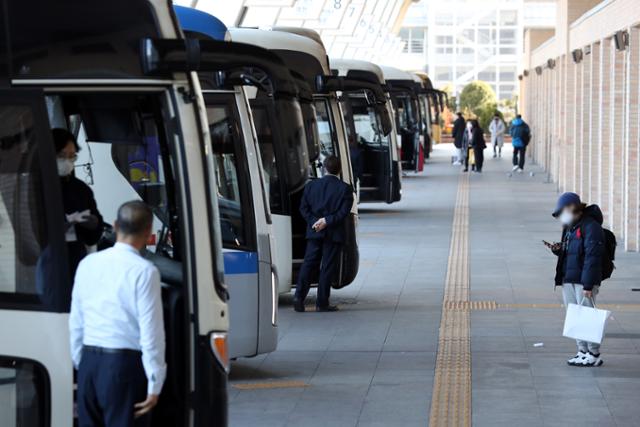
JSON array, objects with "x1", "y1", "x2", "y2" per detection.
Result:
[{"x1": 521, "y1": 0, "x2": 640, "y2": 251}]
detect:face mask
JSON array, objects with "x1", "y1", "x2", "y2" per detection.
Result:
[
  {"x1": 466, "y1": 123, "x2": 473, "y2": 130},
  {"x1": 559, "y1": 209, "x2": 574, "y2": 226},
  {"x1": 57, "y1": 158, "x2": 75, "y2": 176}
]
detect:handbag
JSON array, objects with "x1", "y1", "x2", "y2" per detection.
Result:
[
  {"x1": 468, "y1": 148, "x2": 475, "y2": 165},
  {"x1": 562, "y1": 301, "x2": 611, "y2": 344}
]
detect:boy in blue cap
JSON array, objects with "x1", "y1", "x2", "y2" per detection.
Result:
[{"x1": 547, "y1": 192, "x2": 605, "y2": 366}]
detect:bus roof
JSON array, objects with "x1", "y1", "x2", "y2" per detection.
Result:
[
  {"x1": 379, "y1": 65, "x2": 416, "y2": 82},
  {"x1": 273, "y1": 27, "x2": 325, "y2": 48},
  {"x1": 174, "y1": 6, "x2": 229, "y2": 41},
  {"x1": 229, "y1": 28, "x2": 330, "y2": 80},
  {"x1": 1, "y1": 0, "x2": 177, "y2": 83},
  {"x1": 414, "y1": 71, "x2": 434, "y2": 90},
  {"x1": 330, "y1": 59, "x2": 386, "y2": 85}
]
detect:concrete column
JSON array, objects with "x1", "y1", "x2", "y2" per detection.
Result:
[
  {"x1": 564, "y1": 56, "x2": 576, "y2": 191},
  {"x1": 575, "y1": 57, "x2": 584, "y2": 195},
  {"x1": 589, "y1": 42, "x2": 601, "y2": 204},
  {"x1": 600, "y1": 39, "x2": 612, "y2": 226},
  {"x1": 625, "y1": 27, "x2": 640, "y2": 251},
  {"x1": 582, "y1": 51, "x2": 591, "y2": 199},
  {"x1": 610, "y1": 40, "x2": 626, "y2": 235}
]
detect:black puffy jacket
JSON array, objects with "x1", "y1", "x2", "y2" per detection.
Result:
[{"x1": 554, "y1": 205, "x2": 605, "y2": 290}]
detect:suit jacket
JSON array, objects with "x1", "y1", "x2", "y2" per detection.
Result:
[{"x1": 299, "y1": 175, "x2": 354, "y2": 243}]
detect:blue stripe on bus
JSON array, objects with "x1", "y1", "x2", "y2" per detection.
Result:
[{"x1": 223, "y1": 252, "x2": 259, "y2": 275}]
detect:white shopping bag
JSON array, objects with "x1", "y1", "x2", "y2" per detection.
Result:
[{"x1": 563, "y1": 303, "x2": 611, "y2": 344}]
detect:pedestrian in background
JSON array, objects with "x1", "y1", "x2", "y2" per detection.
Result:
[
  {"x1": 469, "y1": 119, "x2": 486, "y2": 173},
  {"x1": 452, "y1": 112, "x2": 466, "y2": 165},
  {"x1": 489, "y1": 113, "x2": 505, "y2": 158},
  {"x1": 294, "y1": 155, "x2": 354, "y2": 312},
  {"x1": 510, "y1": 114, "x2": 531, "y2": 173},
  {"x1": 70, "y1": 201, "x2": 166, "y2": 427},
  {"x1": 546, "y1": 192, "x2": 606, "y2": 367}
]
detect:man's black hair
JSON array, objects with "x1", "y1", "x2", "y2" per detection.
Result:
[
  {"x1": 516, "y1": 114, "x2": 522, "y2": 119},
  {"x1": 116, "y1": 201, "x2": 153, "y2": 236},
  {"x1": 324, "y1": 155, "x2": 341, "y2": 176},
  {"x1": 456, "y1": 112, "x2": 463, "y2": 117},
  {"x1": 52, "y1": 128, "x2": 80, "y2": 153}
]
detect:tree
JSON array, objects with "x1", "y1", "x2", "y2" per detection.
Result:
[{"x1": 458, "y1": 81, "x2": 498, "y2": 131}]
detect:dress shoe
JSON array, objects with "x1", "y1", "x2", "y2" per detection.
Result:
[
  {"x1": 316, "y1": 305, "x2": 339, "y2": 312},
  {"x1": 293, "y1": 298, "x2": 305, "y2": 312}
]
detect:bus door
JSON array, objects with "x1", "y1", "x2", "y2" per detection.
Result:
[
  {"x1": 249, "y1": 101, "x2": 293, "y2": 293},
  {"x1": 203, "y1": 92, "x2": 277, "y2": 358},
  {"x1": 418, "y1": 93, "x2": 432, "y2": 159},
  {"x1": 313, "y1": 95, "x2": 359, "y2": 288},
  {"x1": 343, "y1": 94, "x2": 393, "y2": 204},
  {"x1": 0, "y1": 88, "x2": 73, "y2": 427},
  {"x1": 394, "y1": 92, "x2": 420, "y2": 173}
]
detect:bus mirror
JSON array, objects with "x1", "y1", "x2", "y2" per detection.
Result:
[{"x1": 376, "y1": 104, "x2": 393, "y2": 136}]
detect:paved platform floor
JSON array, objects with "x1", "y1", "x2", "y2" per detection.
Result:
[{"x1": 229, "y1": 144, "x2": 640, "y2": 427}]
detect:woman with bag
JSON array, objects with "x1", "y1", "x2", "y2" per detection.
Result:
[
  {"x1": 547, "y1": 192, "x2": 605, "y2": 367},
  {"x1": 462, "y1": 119, "x2": 485, "y2": 173}
]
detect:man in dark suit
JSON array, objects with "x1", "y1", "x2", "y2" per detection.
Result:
[{"x1": 294, "y1": 155, "x2": 354, "y2": 312}]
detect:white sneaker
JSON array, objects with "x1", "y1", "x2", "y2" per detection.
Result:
[
  {"x1": 453, "y1": 161, "x2": 462, "y2": 166},
  {"x1": 512, "y1": 165, "x2": 519, "y2": 171},
  {"x1": 516, "y1": 168, "x2": 524, "y2": 174},
  {"x1": 577, "y1": 352, "x2": 603, "y2": 367},
  {"x1": 567, "y1": 351, "x2": 587, "y2": 366}
]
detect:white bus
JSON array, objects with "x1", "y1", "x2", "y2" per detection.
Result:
[
  {"x1": 331, "y1": 59, "x2": 402, "y2": 204},
  {"x1": 0, "y1": 0, "x2": 231, "y2": 425},
  {"x1": 229, "y1": 27, "x2": 360, "y2": 291},
  {"x1": 174, "y1": 6, "x2": 278, "y2": 360}
]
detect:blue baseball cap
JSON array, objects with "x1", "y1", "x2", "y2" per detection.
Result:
[{"x1": 552, "y1": 192, "x2": 581, "y2": 217}]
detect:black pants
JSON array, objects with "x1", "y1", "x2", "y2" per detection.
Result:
[
  {"x1": 78, "y1": 348, "x2": 150, "y2": 427},
  {"x1": 513, "y1": 146, "x2": 526, "y2": 169},
  {"x1": 473, "y1": 147, "x2": 484, "y2": 171},
  {"x1": 295, "y1": 237, "x2": 341, "y2": 307}
]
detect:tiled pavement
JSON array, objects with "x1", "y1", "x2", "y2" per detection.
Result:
[{"x1": 228, "y1": 144, "x2": 640, "y2": 427}]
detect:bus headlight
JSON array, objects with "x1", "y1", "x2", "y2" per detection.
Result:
[{"x1": 209, "y1": 332, "x2": 229, "y2": 373}]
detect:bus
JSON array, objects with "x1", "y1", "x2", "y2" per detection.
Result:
[
  {"x1": 414, "y1": 72, "x2": 446, "y2": 147},
  {"x1": 0, "y1": 0, "x2": 232, "y2": 425},
  {"x1": 229, "y1": 27, "x2": 359, "y2": 292},
  {"x1": 331, "y1": 59, "x2": 402, "y2": 204},
  {"x1": 174, "y1": 6, "x2": 278, "y2": 360},
  {"x1": 380, "y1": 65, "x2": 423, "y2": 173}
]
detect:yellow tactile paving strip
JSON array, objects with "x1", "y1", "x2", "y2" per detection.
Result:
[{"x1": 429, "y1": 173, "x2": 471, "y2": 427}]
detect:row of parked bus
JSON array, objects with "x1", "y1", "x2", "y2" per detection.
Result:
[{"x1": 0, "y1": 1, "x2": 445, "y2": 426}]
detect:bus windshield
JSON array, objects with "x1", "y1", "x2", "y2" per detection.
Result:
[{"x1": 349, "y1": 96, "x2": 389, "y2": 148}]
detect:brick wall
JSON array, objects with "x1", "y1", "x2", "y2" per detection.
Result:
[{"x1": 522, "y1": 0, "x2": 640, "y2": 250}]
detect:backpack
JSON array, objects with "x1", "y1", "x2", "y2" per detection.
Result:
[
  {"x1": 522, "y1": 124, "x2": 531, "y2": 145},
  {"x1": 601, "y1": 228, "x2": 617, "y2": 280}
]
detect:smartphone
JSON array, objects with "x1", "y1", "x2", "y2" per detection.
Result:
[{"x1": 542, "y1": 240, "x2": 553, "y2": 248}]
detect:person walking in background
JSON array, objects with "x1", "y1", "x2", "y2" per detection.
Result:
[
  {"x1": 489, "y1": 113, "x2": 506, "y2": 158},
  {"x1": 546, "y1": 192, "x2": 606, "y2": 367},
  {"x1": 510, "y1": 114, "x2": 531, "y2": 173},
  {"x1": 70, "y1": 201, "x2": 166, "y2": 427},
  {"x1": 452, "y1": 112, "x2": 466, "y2": 165},
  {"x1": 294, "y1": 155, "x2": 354, "y2": 312},
  {"x1": 469, "y1": 119, "x2": 486, "y2": 173},
  {"x1": 461, "y1": 120, "x2": 473, "y2": 172}
]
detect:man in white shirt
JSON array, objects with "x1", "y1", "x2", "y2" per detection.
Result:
[{"x1": 70, "y1": 200, "x2": 166, "y2": 427}]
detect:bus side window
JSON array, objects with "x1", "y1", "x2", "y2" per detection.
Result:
[{"x1": 0, "y1": 356, "x2": 49, "y2": 427}]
